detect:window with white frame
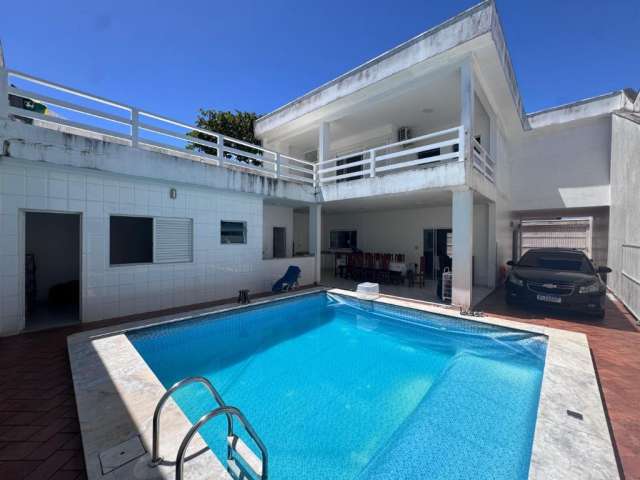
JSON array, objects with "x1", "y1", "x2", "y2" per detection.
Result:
[
  {"x1": 221, "y1": 221, "x2": 247, "y2": 244},
  {"x1": 109, "y1": 215, "x2": 193, "y2": 265}
]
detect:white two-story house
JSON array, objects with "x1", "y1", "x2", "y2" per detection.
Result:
[{"x1": 1, "y1": 0, "x2": 638, "y2": 335}]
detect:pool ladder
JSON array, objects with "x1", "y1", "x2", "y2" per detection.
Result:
[{"x1": 149, "y1": 376, "x2": 268, "y2": 480}]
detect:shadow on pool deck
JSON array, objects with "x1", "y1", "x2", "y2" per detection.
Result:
[{"x1": 0, "y1": 285, "x2": 638, "y2": 479}]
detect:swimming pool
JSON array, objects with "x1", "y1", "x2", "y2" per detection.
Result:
[{"x1": 128, "y1": 292, "x2": 547, "y2": 479}]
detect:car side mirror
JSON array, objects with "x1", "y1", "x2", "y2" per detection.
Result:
[
  {"x1": 598, "y1": 266, "x2": 612, "y2": 274},
  {"x1": 506, "y1": 260, "x2": 514, "y2": 266}
]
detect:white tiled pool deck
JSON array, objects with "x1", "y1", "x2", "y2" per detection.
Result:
[{"x1": 68, "y1": 288, "x2": 619, "y2": 480}]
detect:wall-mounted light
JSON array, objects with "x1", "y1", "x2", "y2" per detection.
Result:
[{"x1": 169, "y1": 188, "x2": 177, "y2": 199}]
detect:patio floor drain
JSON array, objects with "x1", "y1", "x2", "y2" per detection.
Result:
[
  {"x1": 566, "y1": 409, "x2": 584, "y2": 420},
  {"x1": 99, "y1": 435, "x2": 147, "y2": 474}
]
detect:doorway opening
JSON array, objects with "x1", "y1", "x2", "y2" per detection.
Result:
[
  {"x1": 273, "y1": 227, "x2": 287, "y2": 258},
  {"x1": 423, "y1": 228, "x2": 452, "y2": 280},
  {"x1": 25, "y1": 212, "x2": 81, "y2": 330}
]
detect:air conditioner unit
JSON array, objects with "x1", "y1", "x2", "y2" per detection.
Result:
[
  {"x1": 304, "y1": 150, "x2": 318, "y2": 162},
  {"x1": 397, "y1": 127, "x2": 411, "y2": 142}
]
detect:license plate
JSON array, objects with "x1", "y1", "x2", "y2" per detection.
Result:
[{"x1": 537, "y1": 294, "x2": 561, "y2": 304}]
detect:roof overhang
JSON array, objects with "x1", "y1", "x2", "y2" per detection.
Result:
[
  {"x1": 255, "y1": 1, "x2": 529, "y2": 139},
  {"x1": 527, "y1": 89, "x2": 638, "y2": 130}
]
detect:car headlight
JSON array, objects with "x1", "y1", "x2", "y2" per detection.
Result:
[
  {"x1": 508, "y1": 274, "x2": 524, "y2": 287},
  {"x1": 579, "y1": 282, "x2": 600, "y2": 294}
]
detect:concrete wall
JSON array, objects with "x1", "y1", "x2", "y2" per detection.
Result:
[
  {"x1": 319, "y1": 162, "x2": 466, "y2": 203},
  {"x1": 511, "y1": 116, "x2": 611, "y2": 211},
  {"x1": 0, "y1": 119, "x2": 316, "y2": 205},
  {"x1": 261, "y1": 256, "x2": 315, "y2": 292},
  {"x1": 321, "y1": 203, "x2": 489, "y2": 285},
  {"x1": 0, "y1": 158, "x2": 315, "y2": 335},
  {"x1": 474, "y1": 95, "x2": 491, "y2": 149},
  {"x1": 495, "y1": 129, "x2": 514, "y2": 273},
  {"x1": 293, "y1": 210, "x2": 310, "y2": 254},
  {"x1": 262, "y1": 204, "x2": 294, "y2": 258},
  {"x1": 608, "y1": 114, "x2": 640, "y2": 319}
]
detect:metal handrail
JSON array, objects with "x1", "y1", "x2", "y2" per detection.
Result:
[
  {"x1": 175, "y1": 405, "x2": 268, "y2": 480},
  {"x1": 149, "y1": 376, "x2": 232, "y2": 467}
]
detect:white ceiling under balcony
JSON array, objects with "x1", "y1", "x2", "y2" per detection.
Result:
[
  {"x1": 331, "y1": 69, "x2": 460, "y2": 138},
  {"x1": 279, "y1": 67, "x2": 461, "y2": 155},
  {"x1": 321, "y1": 188, "x2": 489, "y2": 214}
]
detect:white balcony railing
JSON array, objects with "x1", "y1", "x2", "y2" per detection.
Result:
[
  {"x1": 472, "y1": 137, "x2": 496, "y2": 183},
  {"x1": 0, "y1": 68, "x2": 497, "y2": 188},
  {"x1": 317, "y1": 126, "x2": 464, "y2": 185},
  {"x1": 0, "y1": 68, "x2": 315, "y2": 185}
]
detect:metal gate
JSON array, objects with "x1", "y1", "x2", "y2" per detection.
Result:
[{"x1": 519, "y1": 218, "x2": 592, "y2": 258}]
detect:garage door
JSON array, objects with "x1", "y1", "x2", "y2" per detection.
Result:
[{"x1": 520, "y1": 218, "x2": 592, "y2": 258}]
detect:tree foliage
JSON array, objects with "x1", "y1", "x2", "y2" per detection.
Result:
[{"x1": 187, "y1": 109, "x2": 262, "y2": 165}]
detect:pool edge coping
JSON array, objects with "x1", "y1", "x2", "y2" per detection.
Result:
[{"x1": 68, "y1": 287, "x2": 619, "y2": 480}]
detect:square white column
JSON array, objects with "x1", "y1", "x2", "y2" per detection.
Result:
[
  {"x1": 452, "y1": 189, "x2": 474, "y2": 307},
  {"x1": 318, "y1": 122, "x2": 330, "y2": 165},
  {"x1": 487, "y1": 202, "x2": 497, "y2": 289},
  {"x1": 460, "y1": 60, "x2": 474, "y2": 175},
  {"x1": 309, "y1": 204, "x2": 322, "y2": 284}
]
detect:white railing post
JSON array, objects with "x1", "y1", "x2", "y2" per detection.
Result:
[
  {"x1": 275, "y1": 152, "x2": 281, "y2": 178},
  {"x1": 313, "y1": 163, "x2": 319, "y2": 188},
  {"x1": 131, "y1": 108, "x2": 139, "y2": 147},
  {"x1": 217, "y1": 134, "x2": 225, "y2": 162},
  {"x1": 370, "y1": 149, "x2": 376, "y2": 177},
  {"x1": 458, "y1": 126, "x2": 465, "y2": 162},
  {"x1": 483, "y1": 150, "x2": 489, "y2": 179},
  {"x1": 0, "y1": 67, "x2": 8, "y2": 120}
]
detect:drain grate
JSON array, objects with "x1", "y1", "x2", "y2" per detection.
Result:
[
  {"x1": 566, "y1": 409, "x2": 584, "y2": 420},
  {"x1": 99, "y1": 435, "x2": 146, "y2": 474}
]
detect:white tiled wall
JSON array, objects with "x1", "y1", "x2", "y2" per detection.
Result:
[{"x1": 0, "y1": 159, "x2": 272, "y2": 335}]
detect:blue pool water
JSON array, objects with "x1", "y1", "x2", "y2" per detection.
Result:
[{"x1": 128, "y1": 292, "x2": 547, "y2": 479}]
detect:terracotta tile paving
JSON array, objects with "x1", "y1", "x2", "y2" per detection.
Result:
[
  {"x1": 0, "y1": 287, "x2": 637, "y2": 479},
  {"x1": 0, "y1": 325, "x2": 87, "y2": 480},
  {"x1": 477, "y1": 288, "x2": 640, "y2": 480}
]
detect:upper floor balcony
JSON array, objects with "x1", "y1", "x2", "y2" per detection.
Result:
[
  {"x1": 257, "y1": 60, "x2": 501, "y2": 203},
  {"x1": 315, "y1": 125, "x2": 495, "y2": 190}
]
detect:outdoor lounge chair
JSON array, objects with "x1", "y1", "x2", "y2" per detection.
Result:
[{"x1": 272, "y1": 266, "x2": 301, "y2": 293}]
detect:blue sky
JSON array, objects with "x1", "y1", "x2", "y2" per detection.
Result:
[{"x1": 1, "y1": 0, "x2": 638, "y2": 123}]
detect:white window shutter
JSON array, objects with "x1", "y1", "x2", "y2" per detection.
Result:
[{"x1": 154, "y1": 217, "x2": 193, "y2": 263}]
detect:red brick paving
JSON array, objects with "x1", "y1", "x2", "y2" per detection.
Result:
[
  {"x1": 477, "y1": 288, "x2": 640, "y2": 480},
  {"x1": 0, "y1": 325, "x2": 87, "y2": 480},
  {"x1": 0, "y1": 289, "x2": 314, "y2": 479},
  {"x1": 0, "y1": 287, "x2": 638, "y2": 479}
]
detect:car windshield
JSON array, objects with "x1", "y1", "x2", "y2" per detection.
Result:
[{"x1": 517, "y1": 251, "x2": 594, "y2": 273}]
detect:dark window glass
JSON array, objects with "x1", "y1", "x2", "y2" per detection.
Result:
[
  {"x1": 330, "y1": 230, "x2": 357, "y2": 249},
  {"x1": 518, "y1": 251, "x2": 594, "y2": 273},
  {"x1": 418, "y1": 147, "x2": 441, "y2": 159},
  {"x1": 110, "y1": 216, "x2": 153, "y2": 265},
  {"x1": 336, "y1": 155, "x2": 363, "y2": 183},
  {"x1": 221, "y1": 221, "x2": 247, "y2": 244}
]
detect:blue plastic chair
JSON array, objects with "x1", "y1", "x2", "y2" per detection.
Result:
[{"x1": 272, "y1": 266, "x2": 301, "y2": 293}]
